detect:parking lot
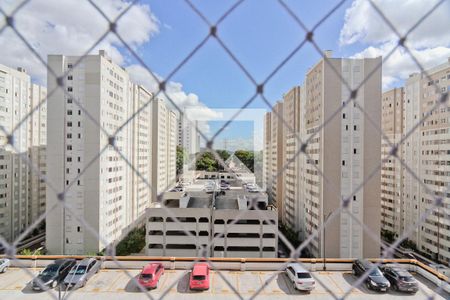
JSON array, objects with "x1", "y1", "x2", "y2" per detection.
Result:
[{"x1": 0, "y1": 268, "x2": 448, "y2": 299}]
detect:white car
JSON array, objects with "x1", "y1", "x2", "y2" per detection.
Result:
[
  {"x1": 0, "y1": 258, "x2": 10, "y2": 273},
  {"x1": 285, "y1": 263, "x2": 315, "y2": 292}
]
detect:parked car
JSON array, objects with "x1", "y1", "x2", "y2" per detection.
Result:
[
  {"x1": 382, "y1": 266, "x2": 418, "y2": 293},
  {"x1": 0, "y1": 258, "x2": 10, "y2": 273},
  {"x1": 32, "y1": 259, "x2": 76, "y2": 290},
  {"x1": 189, "y1": 263, "x2": 210, "y2": 290},
  {"x1": 220, "y1": 183, "x2": 230, "y2": 190},
  {"x1": 63, "y1": 258, "x2": 101, "y2": 289},
  {"x1": 352, "y1": 259, "x2": 390, "y2": 292},
  {"x1": 285, "y1": 263, "x2": 315, "y2": 292},
  {"x1": 138, "y1": 263, "x2": 164, "y2": 289}
]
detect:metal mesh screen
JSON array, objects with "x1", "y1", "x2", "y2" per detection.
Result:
[{"x1": 0, "y1": 0, "x2": 449, "y2": 299}]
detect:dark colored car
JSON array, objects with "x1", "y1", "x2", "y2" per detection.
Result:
[
  {"x1": 382, "y1": 266, "x2": 418, "y2": 293},
  {"x1": 352, "y1": 259, "x2": 390, "y2": 292},
  {"x1": 32, "y1": 259, "x2": 76, "y2": 291}
]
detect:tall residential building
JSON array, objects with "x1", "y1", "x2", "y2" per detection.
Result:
[
  {"x1": 381, "y1": 88, "x2": 404, "y2": 235},
  {"x1": 0, "y1": 64, "x2": 47, "y2": 242},
  {"x1": 150, "y1": 98, "x2": 177, "y2": 202},
  {"x1": 177, "y1": 114, "x2": 200, "y2": 155},
  {"x1": 281, "y1": 86, "x2": 302, "y2": 229},
  {"x1": 28, "y1": 83, "x2": 47, "y2": 227},
  {"x1": 264, "y1": 53, "x2": 382, "y2": 258},
  {"x1": 265, "y1": 101, "x2": 284, "y2": 220},
  {"x1": 302, "y1": 54, "x2": 382, "y2": 259},
  {"x1": 407, "y1": 58, "x2": 450, "y2": 263},
  {"x1": 46, "y1": 51, "x2": 158, "y2": 254}
]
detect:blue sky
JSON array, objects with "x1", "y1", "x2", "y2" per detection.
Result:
[
  {"x1": 4, "y1": 0, "x2": 449, "y2": 150},
  {"x1": 138, "y1": 0, "x2": 357, "y2": 108}
]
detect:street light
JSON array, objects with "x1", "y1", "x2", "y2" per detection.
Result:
[{"x1": 323, "y1": 211, "x2": 332, "y2": 271}]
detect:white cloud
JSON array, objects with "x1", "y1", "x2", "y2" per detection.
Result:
[
  {"x1": 0, "y1": 0, "x2": 158, "y2": 84},
  {"x1": 127, "y1": 64, "x2": 222, "y2": 133},
  {"x1": 341, "y1": 0, "x2": 450, "y2": 88},
  {"x1": 0, "y1": 0, "x2": 217, "y2": 129}
]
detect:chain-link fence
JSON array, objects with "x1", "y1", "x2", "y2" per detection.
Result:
[{"x1": 0, "y1": 0, "x2": 449, "y2": 299}]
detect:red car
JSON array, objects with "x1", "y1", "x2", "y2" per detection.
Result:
[
  {"x1": 138, "y1": 263, "x2": 164, "y2": 289},
  {"x1": 189, "y1": 263, "x2": 210, "y2": 290}
]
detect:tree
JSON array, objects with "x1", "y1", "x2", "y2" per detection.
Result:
[
  {"x1": 19, "y1": 248, "x2": 43, "y2": 255},
  {"x1": 115, "y1": 227, "x2": 146, "y2": 256},
  {"x1": 234, "y1": 150, "x2": 255, "y2": 172},
  {"x1": 176, "y1": 146, "x2": 188, "y2": 175},
  {"x1": 196, "y1": 151, "x2": 218, "y2": 171}
]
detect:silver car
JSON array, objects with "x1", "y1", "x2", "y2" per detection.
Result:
[
  {"x1": 63, "y1": 258, "x2": 101, "y2": 289},
  {"x1": 0, "y1": 258, "x2": 10, "y2": 273}
]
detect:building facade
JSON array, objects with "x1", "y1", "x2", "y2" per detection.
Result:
[
  {"x1": 281, "y1": 86, "x2": 302, "y2": 229},
  {"x1": 381, "y1": 88, "x2": 404, "y2": 235},
  {"x1": 46, "y1": 51, "x2": 171, "y2": 254},
  {"x1": 264, "y1": 54, "x2": 382, "y2": 259},
  {"x1": 0, "y1": 64, "x2": 47, "y2": 242},
  {"x1": 151, "y1": 99, "x2": 177, "y2": 202}
]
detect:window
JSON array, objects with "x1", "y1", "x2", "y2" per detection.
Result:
[
  {"x1": 67, "y1": 157, "x2": 72, "y2": 162},
  {"x1": 67, "y1": 64, "x2": 73, "y2": 69},
  {"x1": 68, "y1": 98, "x2": 72, "y2": 103},
  {"x1": 353, "y1": 148, "x2": 357, "y2": 154},
  {"x1": 343, "y1": 113, "x2": 346, "y2": 119},
  {"x1": 342, "y1": 160, "x2": 345, "y2": 166},
  {"x1": 354, "y1": 125, "x2": 357, "y2": 130},
  {"x1": 68, "y1": 75, "x2": 73, "y2": 80},
  {"x1": 67, "y1": 87, "x2": 73, "y2": 92},
  {"x1": 67, "y1": 122, "x2": 72, "y2": 127},
  {"x1": 67, "y1": 110, "x2": 72, "y2": 115},
  {"x1": 67, "y1": 145, "x2": 72, "y2": 150},
  {"x1": 67, "y1": 133, "x2": 72, "y2": 139},
  {"x1": 77, "y1": 226, "x2": 81, "y2": 232}
]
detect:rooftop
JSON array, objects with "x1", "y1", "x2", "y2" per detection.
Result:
[{"x1": 1, "y1": 257, "x2": 448, "y2": 300}]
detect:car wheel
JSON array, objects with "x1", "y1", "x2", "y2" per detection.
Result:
[
  {"x1": 393, "y1": 284, "x2": 398, "y2": 291},
  {"x1": 51, "y1": 281, "x2": 57, "y2": 289},
  {"x1": 365, "y1": 281, "x2": 371, "y2": 290},
  {"x1": 2, "y1": 267, "x2": 7, "y2": 273}
]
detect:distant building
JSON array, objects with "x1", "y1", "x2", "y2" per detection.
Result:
[
  {"x1": 381, "y1": 88, "x2": 404, "y2": 235},
  {"x1": 151, "y1": 99, "x2": 177, "y2": 202},
  {"x1": 177, "y1": 114, "x2": 200, "y2": 155},
  {"x1": 0, "y1": 64, "x2": 47, "y2": 242}
]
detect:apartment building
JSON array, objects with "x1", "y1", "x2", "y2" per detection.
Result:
[
  {"x1": 146, "y1": 188, "x2": 277, "y2": 258},
  {"x1": 381, "y1": 88, "x2": 404, "y2": 234},
  {"x1": 129, "y1": 84, "x2": 152, "y2": 225},
  {"x1": 46, "y1": 51, "x2": 157, "y2": 254},
  {"x1": 177, "y1": 114, "x2": 200, "y2": 156},
  {"x1": 264, "y1": 53, "x2": 382, "y2": 258},
  {"x1": 265, "y1": 101, "x2": 284, "y2": 220},
  {"x1": 303, "y1": 55, "x2": 381, "y2": 259},
  {"x1": 410, "y1": 58, "x2": 450, "y2": 264},
  {"x1": 151, "y1": 99, "x2": 177, "y2": 202},
  {"x1": 263, "y1": 113, "x2": 271, "y2": 193},
  {"x1": 0, "y1": 64, "x2": 47, "y2": 242},
  {"x1": 281, "y1": 86, "x2": 302, "y2": 229}
]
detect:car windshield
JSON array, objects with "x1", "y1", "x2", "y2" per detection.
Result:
[
  {"x1": 193, "y1": 275, "x2": 206, "y2": 281},
  {"x1": 297, "y1": 272, "x2": 312, "y2": 279},
  {"x1": 141, "y1": 274, "x2": 153, "y2": 279},
  {"x1": 41, "y1": 265, "x2": 59, "y2": 276},
  {"x1": 400, "y1": 275, "x2": 415, "y2": 282},
  {"x1": 68, "y1": 266, "x2": 87, "y2": 275},
  {"x1": 0, "y1": 259, "x2": 5, "y2": 264},
  {"x1": 370, "y1": 268, "x2": 383, "y2": 276}
]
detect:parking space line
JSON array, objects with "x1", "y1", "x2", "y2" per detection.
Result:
[{"x1": 327, "y1": 273, "x2": 344, "y2": 294}]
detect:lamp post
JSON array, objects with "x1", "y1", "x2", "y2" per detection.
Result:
[{"x1": 323, "y1": 212, "x2": 332, "y2": 271}]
